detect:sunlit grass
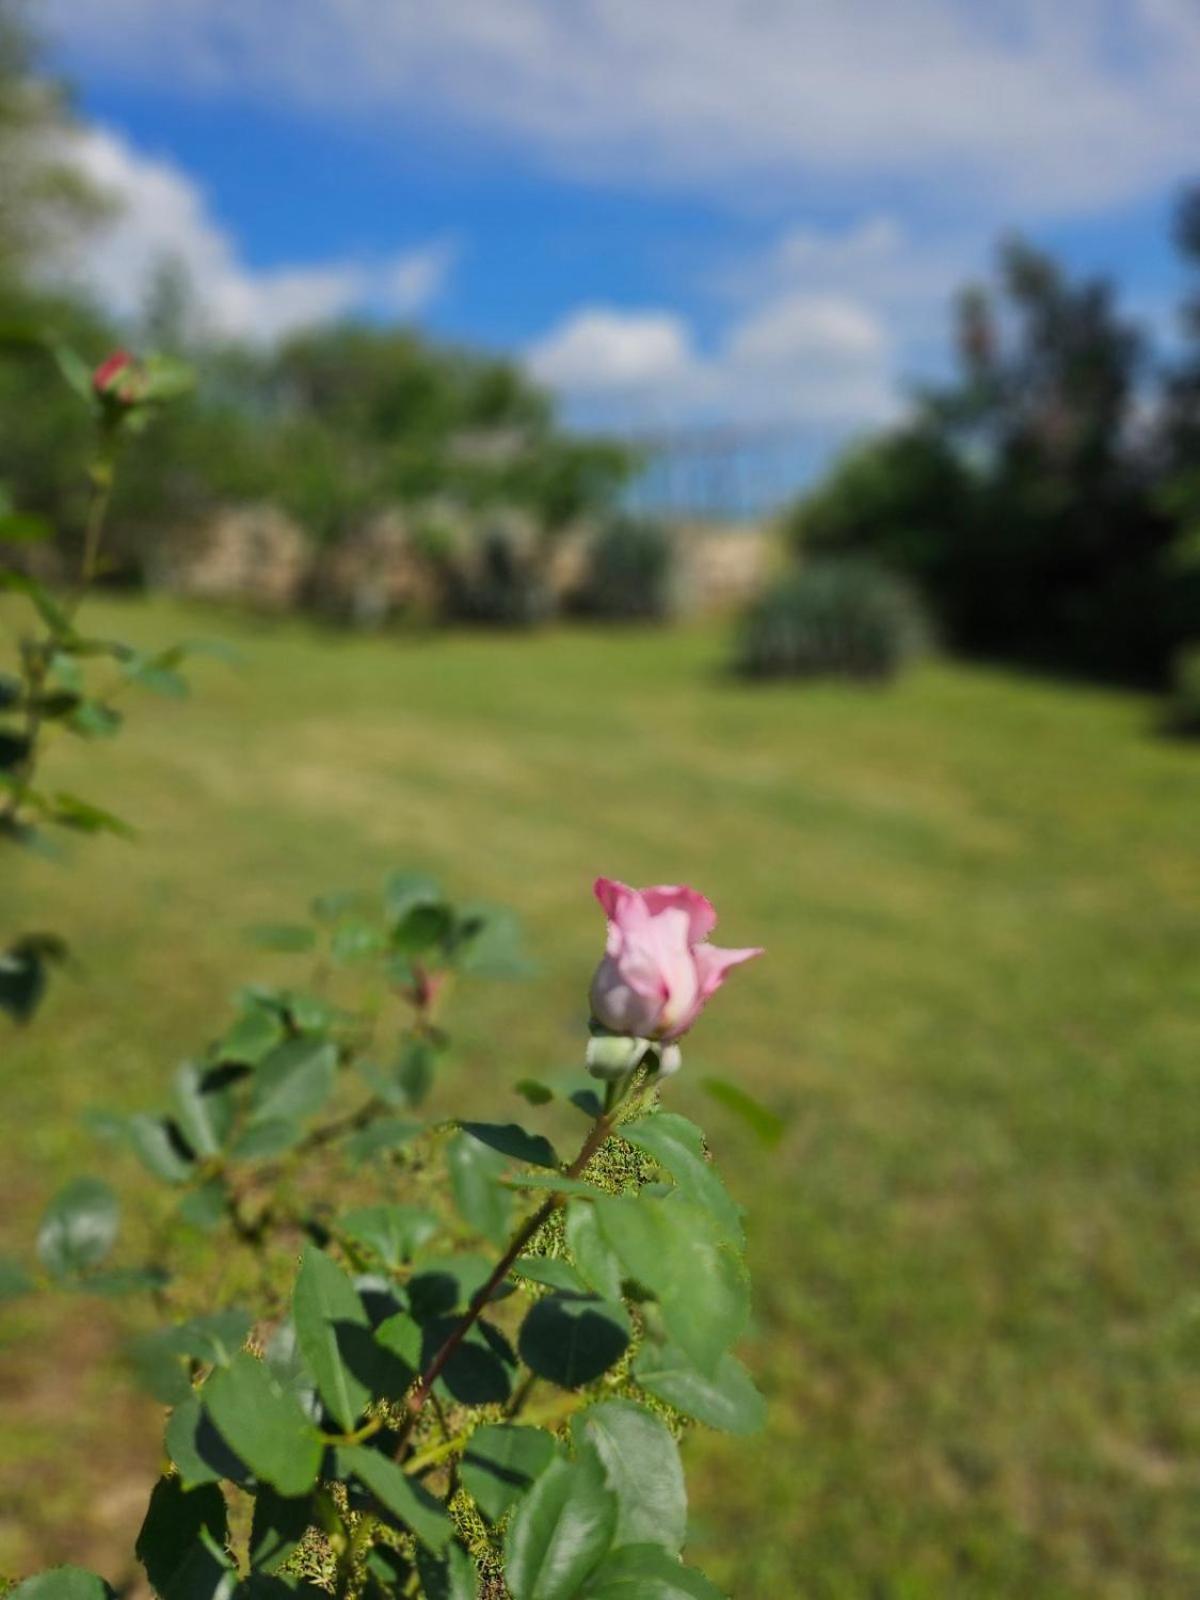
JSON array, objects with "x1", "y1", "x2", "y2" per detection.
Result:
[{"x1": 3, "y1": 598, "x2": 1200, "y2": 1596}]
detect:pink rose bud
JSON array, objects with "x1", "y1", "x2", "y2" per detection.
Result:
[
  {"x1": 588, "y1": 877, "x2": 762, "y2": 1043},
  {"x1": 92, "y1": 349, "x2": 135, "y2": 397}
]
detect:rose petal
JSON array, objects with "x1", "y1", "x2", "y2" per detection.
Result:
[{"x1": 641, "y1": 885, "x2": 718, "y2": 942}]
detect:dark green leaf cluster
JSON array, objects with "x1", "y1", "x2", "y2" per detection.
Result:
[{"x1": 10, "y1": 876, "x2": 766, "y2": 1597}]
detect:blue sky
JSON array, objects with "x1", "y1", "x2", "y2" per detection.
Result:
[{"x1": 38, "y1": 1, "x2": 1200, "y2": 490}]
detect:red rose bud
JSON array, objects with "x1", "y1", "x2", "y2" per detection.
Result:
[
  {"x1": 92, "y1": 350, "x2": 134, "y2": 396},
  {"x1": 92, "y1": 349, "x2": 150, "y2": 407}
]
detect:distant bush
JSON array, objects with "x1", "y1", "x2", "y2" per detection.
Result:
[
  {"x1": 439, "y1": 518, "x2": 552, "y2": 627},
  {"x1": 734, "y1": 557, "x2": 928, "y2": 682},
  {"x1": 572, "y1": 514, "x2": 674, "y2": 621},
  {"x1": 1166, "y1": 645, "x2": 1200, "y2": 736}
]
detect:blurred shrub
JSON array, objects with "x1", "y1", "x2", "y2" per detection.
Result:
[
  {"x1": 438, "y1": 519, "x2": 552, "y2": 627},
  {"x1": 572, "y1": 514, "x2": 674, "y2": 621},
  {"x1": 734, "y1": 557, "x2": 928, "y2": 682},
  {"x1": 1166, "y1": 645, "x2": 1200, "y2": 736}
]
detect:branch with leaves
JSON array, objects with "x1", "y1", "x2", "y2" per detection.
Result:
[
  {"x1": 0, "y1": 335, "x2": 202, "y2": 1022},
  {"x1": 5, "y1": 877, "x2": 775, "y2": 1599}
]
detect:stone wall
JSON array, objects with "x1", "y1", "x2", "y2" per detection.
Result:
[{"x1": 156, "y1": 506, "x2": 780, "y2": 620}]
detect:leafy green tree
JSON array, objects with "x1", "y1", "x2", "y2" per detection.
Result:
[
  {"x1": 0, "y1": 0, "x2": 109, "y2": 282},
  {"x1": 787, "y1": 235, "x2": 1189, "y2": 682}
]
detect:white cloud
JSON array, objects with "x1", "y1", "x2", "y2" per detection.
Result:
[
  {"x1": 51, "y1": 125, "x2": 454, "y2": 341},
  {"x1": 527, "y1": 309, "x2": 698, "y2": 394},
  {"x1": 727, "y1": 293, "x2": 886, "y2": 368},
  {"x1": 43, "y1": 0, "x2": 1200, "y2": 216},
  {"x1": 527, "y1": 278, "x2": 897, "y2": 431}
]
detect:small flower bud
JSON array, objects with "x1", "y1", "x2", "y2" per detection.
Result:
[
  {"x1": 655, "y1": 1043, "x2": 683, "y2": 1078},
  {"x1": 585, "y1": 1031, "x2": 650, "y2": 1081},
  {"x1": 588, "y1": 877, "x2": 762, "y2": 1044},
  {"x1": 92, "y1": 349, "x2": 135, "y2": 397},
  {"x1": 92, "y1": 349, "x2": 148, "y2": 407}
]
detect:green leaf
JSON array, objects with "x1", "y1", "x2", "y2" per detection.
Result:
[
  {"x1": 502, "y1": 1173, "x2": 603, "y2": 1198},
  {"x1": 373, "y1": 1308, "x2": 422, "y2": 1372},
  {"x1": 421, "y1": 1317, "x2": 515, "y2": 1406},
  {"x1": 37, "y1": 1177, "x2": 119, "y2": 1278},
  {"x1": 202, "y1": 1353, "x2": 324, "y2": 1496},
  {"x1": 249, "y1": 1487, "x2": 312, "y2": 1574},
  {"x1": 220, "y1": 1004, "x2": 286, "y2": 1065},
  {"x1": 460, "y1": 1121, "x2": 559, "y2": 1169},
  {"x1": 141, "y1": 352, "x2": 196, "y2": 402},
  {"x1": 572, "y1": 1402, "x2": 686, "y2": 1553},
  {"x1": 564, "y1": 1202, "x2": 625, "y2": 1302},
  {"x1": 392, "y1": 902, "x2": 454, "y2": 955},
  {"x1": 518, "y1": 1295, "x2": 630, "y2": 1389},
  {"x1": 340, "y1": 1204, "x2": 440, "y2": 1269},
  {"x1": 382, "y1": 869, "x2": 441, "y2": 925},
  {"x1": 452, "y1": 902, "x2": 532, "y2": 978},
  {"x1": 461, "y1": 1424, "x2": 556, "y2": 1523},
  {"x1": 396, "y1": 1038, "x2": 436, "y2": 1107},
  {"x1": 406, "y1": 1254, "x2": 508, "y2": 1320},
  {"x1": 165, "y1": 1393, "x2": 249, "y2": 1488},
  {"x1": 8, "y1": 1571, "x2": 114, "y2": 1600},
  {"x1": 293, "y1": 993, "x2": 346, "y2": 1035},
  {"x1": 0, "y1": 939, "x2": 53, "y2": 1023},
  {"x1": 513, "y1": 1256, "x2": 589, "y2": 1294},
  {"x1": 413, "y1": 1543, "x2": 479, "y2": 1600},
  {"x1": 229, "y1": 1119, "x2": 302, "y2": 1160},
  {"x1": 699, "y1": 1077, "x2": 786, "y2": 1148},
  {"x1": 344, "y1": 1116, "x2": 422, "y2": 1164},
  {"x1": 0, "y1": 510, "x2": 53, "y2": 543},
  {"x1": 126, "y1": 1333, "x2": 196, "y2": 1406},
  {"x1": 632, "y1": 1342, "x2": 765, "y2": 1435},
  {"x1": 245, "y1": 923, "x2": 317, "y2": 953},
  {"x1": 124, "y1": 1113, "x2": 195, "y2": 1183},
  {"x1": 312, "y1": 888, "x2": 371, "y2": 922},
  {"x1": 68, "y1": 700, "x2": 122, "y2": 739},
  {"x1": 292, "y1": 1244, "x2": 373, "y2": 1432},
  {"x1": 0, "y1": 728, "x2": 31, "y2": 771},
  {"x1": 121, "y1": 652, "x2": 189, "y2": 699},
  {"x1": 503, "y1": 1450, "x2": 617, "y2": 1600},
  {"x1": 447, "y1": 1130, "x2": 512, "y2": 1244},
  {"x1": 514, "y1": 1078, "x2": 554, "y2": 1105},
  {"x1": 178, "y1": 1180, "x2": 228, "y2": 1231},
  {"x1": 127, "y1": 1311, "x2": 250, "y2": 1404},
  {"x1": 0, "y1": 570, "x2": 73, "y2": 637},
  {"x1": 250, "y1": 1038, "x2": 337, "y2": 1128},
  {"x1": 592, "y1": 1196, "x2": 749, "y2": 1374},
  {"x1": 136, "y1": 1475, "x2": 228, "y2": 1600},
  {"x1": 49, "y1": 791, "x2": 135, "y2": 838},
  {"x1": 330, "y1": 918, "x2": 386, "y2": 962},
  {"x1": 337, "y1": 1444, "x2": 452, "y2": 1551},
  {"x1": 620, "y1": 1114, "x2": 743, "y2": 1247},
  {"x1": 580, "y1": 1545, "x2": 725, "y2": 1599},
  {"x1": 363, "y1": 1546, "x2": 414, "y2": 1599},
  {"x1": 51, "y1": 340, "x2": 95, "y2": 401},
  {"x1": 172, "y1": 1061, "x2": 234, "y2": 1158},
  {"x1": 264, "y1": 1318, "x2": 323, "y2": 1416}
]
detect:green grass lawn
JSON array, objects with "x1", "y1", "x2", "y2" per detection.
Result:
[{"x1": 3, "y1": 599, "x2": 1200, "y2": 1597}]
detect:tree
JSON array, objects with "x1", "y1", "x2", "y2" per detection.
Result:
[
  {"x1": 787, "y1": 235, "x2": 1187, "y2": 682},
  {"x1": 0, "y1": 0, "x2": 109, "y2": 284}
]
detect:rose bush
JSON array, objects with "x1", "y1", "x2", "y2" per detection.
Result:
[
  {"x1": 2, "y1": 344, "x2": 775, "y2": 1599},
  {"x1": 1, "y1": 338, "x2": 203, "y2": 1022}
]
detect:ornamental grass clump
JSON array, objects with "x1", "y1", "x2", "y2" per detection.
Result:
[{"x1": 734, "y1": 556, "x2": 929, "y2": 683}]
